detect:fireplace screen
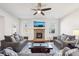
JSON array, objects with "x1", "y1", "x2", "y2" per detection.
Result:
[{"x1": 36, "y1": 33, "x2": 42, "y2": 38}]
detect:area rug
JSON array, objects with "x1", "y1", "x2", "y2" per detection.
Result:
[{"x1": 19, "y1": 42, "x2": 59, "y2": 56}]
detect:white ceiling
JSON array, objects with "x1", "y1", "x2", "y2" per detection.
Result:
[{"x1": 0, "y1": 3, "x2": 79, "y2": 19}]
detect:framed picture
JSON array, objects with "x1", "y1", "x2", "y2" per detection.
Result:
[
  {"x1": 51, "y1": 29, "x2": 55, "y2": 33},
  {"x1": 49, "y1": 24, "x2": 55, "y2": 34}
]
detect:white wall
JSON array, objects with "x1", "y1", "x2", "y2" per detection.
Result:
[
  {"x1": 60, "y1": 9, "x2": 79, "y2": 35},
  {"x1": 0, "y1": 8, "x2": 20, "y2": 37},
  {"x1": 0, "y1": 16, "x2": 5, "y2": 40},
  {"x1": 20, "y1": 18, "x2": 60, "y2": 40}
]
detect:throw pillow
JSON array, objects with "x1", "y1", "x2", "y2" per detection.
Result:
[
  {"x1": 0, "y1": 50, "x2": 5, "y2": 56},
  {"x1": 19, "y1": 36, "x2": 24, "y2": 41},
  {"x1": 4, "y1": 35, "x2": 12, "y2": 42},
  {"x1": 3, "y1": 47, "x2": 18, "y2": 56},
  {"x1": 65, "y1": 37, "x2": 70, "y2": 41},
  {"x1": 62, "y1": 47, "x2": 70, "y2": 56},
  {"x1": 0, "y1": 53, "x2": 4, "y2": 56},
  {"x1": 11, "y1": 35, "x2": 16, "y2": 42},
  {"x1": 65, "y1": 48, "x2": 78, "y2": 56},
  {"x1": 58, "y1": 47, "x2": 70, "y2": 56},
  {"x1": 61, "y1": 34, "x2": 68, "y2": 41},
  {"x1": 14, "y1": 35, "x2": 20, "y2": 41},
  {"x1": 13, "y1": 32, "x2": 20, "y2": 41},
  {"x1": 68, "y1": 36, "x2": 75, "y2": 41}
]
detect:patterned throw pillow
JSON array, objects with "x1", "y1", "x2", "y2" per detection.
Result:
[
  {"x1": 58, "y1": 47, "x2": 70, "y2": 56},
  {"x1": 0, "y1": 50, "x2": 5, "y2": 56},
  {"x1": 65, "y1": 48, "x2": 78, "y2": 56},
  {"x1": 61, "y1": 34, "x2": 68, "y2": 41},
  {"x1": 0, "y1": 53, "x2": 4, "y2": 56},
  {"x1": 65, "y1": 37, "x2": 70, "y2": 41},
  {"x1": 14, "y1": 35, "x2": 20, "y2": 41},
  {"x1": 61, "y1": 34, "x2": 75, "y2": 41},
  {"x1": 3, "y1": 47, "x2": 18, "y2": 56},
  {"x1": 19, "y1": 36, "x2": 24, "y2": 41},
  {"x1": 13, "y1": 33, "x2": 20, "y2": 41},
  {"x1": 11, "y1": 35, "x2": 17, "y2": 42},
  {"x1": 68, "y1": 36, "x2": 75, "y2": 41},
  {"x1": 4, "y1": 35, "x2": 12, "y2": 42}
]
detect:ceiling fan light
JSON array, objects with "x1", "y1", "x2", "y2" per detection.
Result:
[{"x1": 37, "y1": 10, "x2": 41, "y2": 14}]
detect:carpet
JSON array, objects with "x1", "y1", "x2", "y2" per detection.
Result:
[{"x1": 19, "y1": 42, "x2": 59, "y2": 56}]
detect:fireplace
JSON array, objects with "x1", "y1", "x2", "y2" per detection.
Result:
[
  {"x1": 36, "y1": 33, "x2": 42, "y2": 38},
  {"x1": 34, "y1": 29, "x2": 45, "y2": 39}
]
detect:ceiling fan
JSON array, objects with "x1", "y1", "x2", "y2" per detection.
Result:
[{"x1": 32, "y1": 3, "x2": 52, "y2": 15}]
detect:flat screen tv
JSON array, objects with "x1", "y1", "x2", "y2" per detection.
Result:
[{"x1": 34, "y1": 21, "x2": 45, "y2": 27}]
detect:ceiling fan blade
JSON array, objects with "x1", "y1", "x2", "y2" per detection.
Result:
[
  {"x1": 41, "y1": 8, "x2": 51, "y2": 11},
  {"x1": 33, "y1": 12, "x2": 37, "y2": 15},
  {"x1": 41, "y1": 12, "x2": 45, "y2": 15}
]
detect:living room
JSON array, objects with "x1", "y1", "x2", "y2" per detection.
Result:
[{"x1": 0, "y1": 2, "x2": 79, "y2": 56}]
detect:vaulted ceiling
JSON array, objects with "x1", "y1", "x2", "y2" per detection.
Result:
[{"x1": 0, "y1": 3, "x2": 79, "y2": 19}]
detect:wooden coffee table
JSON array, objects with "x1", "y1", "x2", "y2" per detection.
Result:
[{"x1": 29, "y1": 43, "x2": 53, "y2": 53}]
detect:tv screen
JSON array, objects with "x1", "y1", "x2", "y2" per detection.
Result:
[{"x1": 34, "y1": 21, "x2": 45, "y2": 27}]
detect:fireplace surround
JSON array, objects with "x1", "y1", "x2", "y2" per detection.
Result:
[{"x1": 34, "y1": 28, "x2": 45, "y2": 40}]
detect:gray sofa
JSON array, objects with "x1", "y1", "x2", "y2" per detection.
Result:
[
  {"x1": 1, "y1": 33, "x2": 28, "y2": 52},
  {"x1": 54, "y1": 34, "x2": 76, "y2": 50}
]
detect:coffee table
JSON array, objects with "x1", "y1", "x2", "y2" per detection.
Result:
[{"x1": 29, "y1": 43, "x2": 53, "y2": 53}]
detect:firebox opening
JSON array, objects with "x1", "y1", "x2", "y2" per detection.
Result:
[{"x1": 36, "y1": 33, "x2": 42, "y2": 39}]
